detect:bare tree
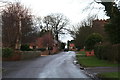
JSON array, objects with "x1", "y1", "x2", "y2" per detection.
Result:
[
  {"x1": 43, "y1": 13, "x2": 69, "y2": 41},
  {"x1": 43, "y1": 15, "x2": 54, "y2": 31},
  {"x1": 0, "y1": 14, "x2": 2, "y2": 46},
  {"x1": 68, "y1": 23, "x2": 81, "y2": 39},
  {"x1": 33, "y1": 16, "x2": 43, "y2": 31},
  {"x1": 68, "y1": 15, "x2": 97, "y2": 49},
  {"x1": 2, "y1": 2, "x2": 35, "y2": 49},
  {"x1": 83, "y1": 15, "x2": 97, "y2": 27},
  {"x1": 69, "y1": 15, "x2": 96, "y2": 39}
]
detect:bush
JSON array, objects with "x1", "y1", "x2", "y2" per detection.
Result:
[
  {"x1": 2, "y1": 48, "x2": 14, "y2": 58},
  {"x1": 85, "y1": 33, "x2": 103, "y2": 51},
  {"x1": 60, "y1": 43, "x2": 66, "y2": 50},
  {"x1": 95, "y1": 45, "x2": 108, "y2": 60},
  {"x1": 0, "y1": 48, "x2": 2, "y2": 57},
  {"x1": 94, "y1": 45, "x2": 103, "y2": 59},
  {"x1": 37, "y1": 48, "x2": 46, "y2": 52},
  {"x1": 112, "y1": 44, "x2": 120, "y2": 63},
  {"x1": 20, "y1": 44, "x2": 32, "y2": 51},
  {"x1": 94, "y1": 44, "x2": 120, "y2": 63}
]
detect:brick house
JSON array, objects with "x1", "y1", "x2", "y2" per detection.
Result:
[
  {"x1": 67, "y1": 40, "x2": 76, "y2": 51},
  {"x1": 85, "y1": 19, "x2": 109, "y2": 56},
  {"x1": 92, "y1": 19, "x2": 109, "y2": 38},
  {"x1": 29, "y1": 31, "x2": 60, "y2": 55}
]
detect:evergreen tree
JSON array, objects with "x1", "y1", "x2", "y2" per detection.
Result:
[{"x1": 101, "y1": 2, "x2": 120, "y2": 44}]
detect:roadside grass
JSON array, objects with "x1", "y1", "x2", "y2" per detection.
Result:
[
  {"x1": 76, "y1": 51, "x2": 85, "y2": 55},
  {"x1": 76, "y1": 51, "x2": 119, "y2": 79},
  {"x1": 97, "y1": 72, "x2": 120, "y2": 79},
  {"x1": 0, "y1": 68, "x2": 2, "y2": 72},
  {"x1": 76, "y1": 51, "x2": 119, "y2": 67}
]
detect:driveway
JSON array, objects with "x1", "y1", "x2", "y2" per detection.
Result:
[{"x1": 2, "y1": 51, "x2": 91, "y2": 79}]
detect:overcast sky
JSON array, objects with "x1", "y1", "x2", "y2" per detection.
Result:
[
  {"x1": 1, "y1": 0, "x2": 111, "y2": 43},
  {"x1": 19, "y1": 0, "x2": 108, "y2": 23}
]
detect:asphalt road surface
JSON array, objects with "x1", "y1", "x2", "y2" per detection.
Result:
[{"x1": 3, "y1": 51, "x2": 91, "y2": 79}]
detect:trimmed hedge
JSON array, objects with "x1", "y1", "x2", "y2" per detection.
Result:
[
  {"x1": 2, "y1": 48, "x2": 14, "y2": 58},
  {"x1": 94, "y1": 44, "x2": 120, "y2": 63},
  {"x1": 20, "y1": 44, "x2": 32, "y2": 51},
  {"x1": 19, "y1": 51, "x2": 41, "y2": 60},
  {"x1": 37, "y1": 48, "x2": 46, "y2": 52},
  {"x1": 3, "y1": 51, "x2": 41, "y2": 61}
]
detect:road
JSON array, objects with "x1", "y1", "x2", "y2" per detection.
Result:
[{"x1": 3, "y1": 51, "x2": 91, "y2": 78}]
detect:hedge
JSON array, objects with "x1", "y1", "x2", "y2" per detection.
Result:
[
  {"x1": 20, "y1": 44, "x2": 33, "y2": 51},
  {"x1": 2, "y1": 48, "x2": 14, "y2": 58},
  {"x1": 37, "y1": 48, "x2": 46, "y2": 52},
  {"x1": 94, "y1": 44, "x2": 120, "y2": 63}
]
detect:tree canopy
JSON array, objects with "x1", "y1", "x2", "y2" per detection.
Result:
[
  {"x1": 2, "y1": 2, "x2": 36, "y2": 49},
  {"x1": 85, "y1": 33, "x2": 103, "y2": 50},
  {"x1": 101, "y1": 2, "x2": 120, "y2": 44},
  {"x1": 34, "y1": 13, "x2": 69, "y2": 41}
]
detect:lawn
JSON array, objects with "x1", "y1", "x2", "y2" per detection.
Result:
[
  {"x1": 76, "y1": 51, "x2": 119, "y2": 67},
  {"x1": 76, "y1": 51, "x2": 119, "y2": 79},
  {"x1": 97, "y1": 72, "x2": 120, "y2": 79}
]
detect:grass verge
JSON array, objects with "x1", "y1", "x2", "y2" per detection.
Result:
[
  {"x1": 97, "y1": 72, "x2": 120, "y2": 79},
  {"x1": 76, "y1": 51, "x2": 119, "y2": 79},
  {"x1": 76, "y1": 51, "x2": 119, "y2": 67}
]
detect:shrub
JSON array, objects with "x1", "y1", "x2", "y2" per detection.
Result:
[
  {"x1": 37, "y1": 48, "x2": 46, "y2": 52},
  {"x1": 95, "y1": 45, "x2": 110, "y2": 60},
  {"x1": 20, "y1": 44, "x2": 32, "y2": 51},
  {"x1": 112, "y1": 44, "x2": 120, "y2": 63},
  {"x1": 94, "y1": 45, "x2": 103, "y2": 59},
  {"x1": 2, "y1": 48, "x2": 14, "y2": 58},
  {"x1": 85, "y1": 33, "x2": 103, "y2": 51},
  {"x1": 60, "y1": 42, "x2": 66, "y2": 50},
  {"x1": 0, "y1": 48, "x2": 2, "y2": 57},
  {"x1": 94, "y1": 44, "x2": 120, "y2": 63}
]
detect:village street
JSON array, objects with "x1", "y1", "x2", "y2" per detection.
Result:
[{"x1": 2, "y1": 51, "x2": 91, "y2": 79}]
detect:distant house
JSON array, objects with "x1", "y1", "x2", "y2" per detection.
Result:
[
  {"x1": 67, "y1": 40, "x2": 76, "y2": 51},
  {"x1": 92, "y1": 19, "x2": 109, "y2": 37},
  {"x1": 29, "y1": 31, "x2": 60, "y2": 55},
  {"x1": 84, "y1": 19, "x2": 109, "y2": 56}
]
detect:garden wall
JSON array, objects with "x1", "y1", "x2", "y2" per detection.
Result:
[
  {"x1": 20, "y1": 51, "x2": 41, "y2": 60},
  {"x1": 3, "y1": 51, "x2": 41, "y2": 61}
]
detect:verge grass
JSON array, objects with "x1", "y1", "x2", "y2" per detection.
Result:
[
  {"x1": 76, "y1": 51, "x2": 119, "y2": 79},
  {"x1": 97, "y1": 72, "x2": 120, "y2": 79},
  {"x1": 76, "y1": 51, "x2": 119, "y2": 67}
]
